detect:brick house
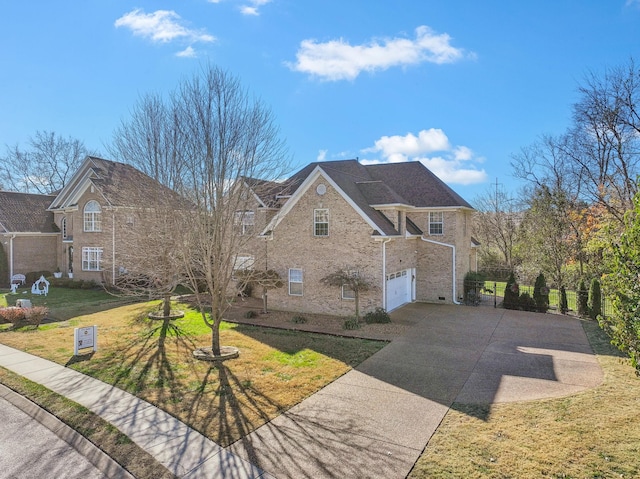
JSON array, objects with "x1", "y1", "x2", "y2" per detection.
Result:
[
  {"x1": 0, "y1": 191, "x2": 59, "y2": 281},
  {"x1": 241, "y1": 159, "x2": 477, "y2": 315}
]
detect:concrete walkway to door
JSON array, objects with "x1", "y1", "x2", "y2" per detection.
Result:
[{"x1": 229, "y1": 303, "x2": 604, "y2": 479}]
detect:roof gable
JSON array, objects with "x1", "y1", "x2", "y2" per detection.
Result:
[
  {"x1": 0, "y1": 191, "x2": 57, "y2": 233},
  {"x1": 267, "y1": 159, "x2": 473, "y2": 237}
]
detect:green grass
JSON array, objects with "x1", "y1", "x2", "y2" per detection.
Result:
[{"x1": 486, "y1": 281, "x2": 589, "y2": 314}]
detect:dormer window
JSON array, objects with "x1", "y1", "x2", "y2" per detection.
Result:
[{"x1": 84, "y1": 200, "x2": 102, "y2": 232}]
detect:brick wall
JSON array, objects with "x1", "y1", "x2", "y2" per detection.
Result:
[{"x1": 11, "y1": 235, "x2": 58, "y2": 276}]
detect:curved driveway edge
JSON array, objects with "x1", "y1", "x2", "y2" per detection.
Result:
[{"x1": 228, "y1": 303, "x2": 604, "y2": 479}]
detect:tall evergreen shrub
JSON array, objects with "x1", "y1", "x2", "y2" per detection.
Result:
[
  {"x1": 533, "y1": 273, "x2": 549, "y2": 313},
  {"x1": 559, "y1": 286, "x2": 569, "y2": 314},
  {"x1": 577, "y1": 279, "x2": 589, "y2": 317},
  {"x1": 503, "y1": 272, "x2": 519, "y2": 310},
  {"x1": 588, "y1": 278, "x2": 602, "y2": 320}
]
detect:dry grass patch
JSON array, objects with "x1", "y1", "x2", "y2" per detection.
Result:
[
  {"x1": 0, "y1": 300, "x2": 385, "y2": 447},
  {"x1": 409, "y1": 320, "x2": 640, "y2": 479}
]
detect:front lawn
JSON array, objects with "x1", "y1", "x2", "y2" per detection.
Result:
[{"x1": 0, "y1": 294, "x2": 385, "y2": 447}]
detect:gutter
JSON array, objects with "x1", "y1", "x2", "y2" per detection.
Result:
[
  {"x1": 421, "y1": 237, "x2": 461, "y2": 305},
  {"x1": 381, "y1": 238, "x2": 392, "y2": 310},
  {"x1": 9, "y1": 234, "x2": 16, "y2": 280}
]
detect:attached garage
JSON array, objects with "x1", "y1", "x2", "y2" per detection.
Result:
[{"x1": 386, "y1": 268, "x2": 414, "y2": 311}]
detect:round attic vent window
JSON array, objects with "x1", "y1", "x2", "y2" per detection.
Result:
[{"x1": 316, "y1": 184, "x2": 327, "y2": 195}]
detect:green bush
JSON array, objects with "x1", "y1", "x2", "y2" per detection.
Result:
[
  {"x1": 559, "y1": 286, "x2": 569, "y2": 314},
  {"x1": 363, "y1": 307, "x2": 391, "y2": 324},
  {"x1": 25, "y1": 271, "x2": 53, "y2": 284},
  {"x1": 533, "y1": 273, "x2": 549, "y2": 313},
  {"x1": 503, "y1": 272, "x2": 519, "y2": 310},
  {"x1": 519, "y1": 292, "x2": 536, "y2": 312},
  {"x1": 0, "y1": 243, "x2": 9, "y2": 288},
  {"x1": 343, "y1": 317, "x2": 360, "y2": 330},
  {"x1": 244, "y1": 310, "x2": 257, "y2": 319},
  {"x1": 588, "y1": 278, "x2": 602, "y2": 320},
  {"x1": 291, "y1": 315, "x2": 307, "y2": 324},
  {"x1": 577, "y1": 279, "x2": 589, "y2": 317},
  {"x1": 463, "y1": 271, "x2": 486, "y2": 305}
]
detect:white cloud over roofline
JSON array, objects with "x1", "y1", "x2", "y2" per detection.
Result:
[
  {"x1": 288, "y1": 26, "x2": 472, "y2": 81},
  {"x1": 361, "y1": 129, "x2": 487, "y2": 185}
]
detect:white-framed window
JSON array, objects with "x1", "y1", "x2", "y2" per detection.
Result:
[
  {"x1": 314, "y1": 209, "x2": 329, "y2": 237},
  {"x1": 84, "y1": 200, "x2": 102, "y2": 232},
  {"x1": 82, "y1": 247, "x2": 103, "y2": 271},
  {"x1": 61, "y1": 217, "x2": 67, "y2": 239},
  {"x1": 342, "y1": 284, "x2": 355, "y2": 300},
  {"x1": 234, "y1": 255, "x2": 255, "y2": 271},
  {"x1": 429, "y1": 212, "x2": 444, "y2": 235},
  {"x1": 234, "y1": 210, "x2": 255, "y2": 235},
  {"x1": 289, "y1": 268, "x2": 303, "y2": 296}
]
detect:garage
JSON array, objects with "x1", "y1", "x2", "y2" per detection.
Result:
[{"x1": 386, "y1": 268, "x2": 413, "y2": 311}]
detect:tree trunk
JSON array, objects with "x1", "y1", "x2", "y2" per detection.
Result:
[
  {"x1": 163, "y1": 292, "x2": 171, "y2": 317},
  {"x1": 211, "y1": 316, "x2": 221, "y2": 356},
  {"x1": 355, "y1": 291, "x2": 360, "y2": 321}
]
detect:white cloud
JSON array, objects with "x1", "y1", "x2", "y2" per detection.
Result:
[
  {"x1": 115, "y1": 9, "x2": 215, "y2": 44},
  {"x1": 288, "y1": 25, "x2": 471, "y2": 81},
  {"x1": 176, "y1": 46, "x2": 197, "y2": 58},
  {"x1": 240, "y1": 0, "x2": 272, "y2": 16},
  {"x1": 362, "y1": 129, "x2": 487, "y2": 185},
  {"x1": 316, "y1": 149, "x2": 328, "y2": 162}
]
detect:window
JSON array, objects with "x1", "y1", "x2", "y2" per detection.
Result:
[
  {"x1": 234, "y1": 210, "x2": 255, "y2": 235},
  {"x1": 61, "y1": 217, "x2": 67, "y2": 239},
  {"x1": 314, "y1": 209, "x2": 329, "y2": 237},
  {"x1": 82, "y1": 247, "x2": 103, "y2": 271},
  {"x1": 234, "y1": 255, "x2": 255, "y2": 271},
  {"x1": 84, "y1": 200, "x2": 102, "y2": 232},
  {"x1": 289, "y1": 268, "x2": 303, "y2": 296},
  {"x1": 342, "y1": 284, "x2": 355, "y2": 300},
  {"x1": 429, "y1": 212, "x2": 443, "y2": 235}
]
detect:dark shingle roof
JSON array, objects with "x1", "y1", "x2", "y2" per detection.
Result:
[
  {"x1": 0, "y1": 191, "x2": 57, "y2": 233},
  {"x1": 285, "y1": 159, "x2": 473, "y2": 235}
]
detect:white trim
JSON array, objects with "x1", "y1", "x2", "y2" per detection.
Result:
[
  {"x1": 261, "y1": 167, "x2": 385, "y2": 236},
  {"x1": 421, "y1": 237, "x2": 461, "y2": 305},
  {"x1": 288, "y1": 268, "x2": 303, "y2": 296}
]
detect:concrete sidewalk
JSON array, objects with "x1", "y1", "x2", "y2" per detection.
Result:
[
  {"x1": 228, "y1": 304, "x2": 604, "y2": 478},
  {"x1": 0, "y1": 343, "x2": 271, "y2": 479}
]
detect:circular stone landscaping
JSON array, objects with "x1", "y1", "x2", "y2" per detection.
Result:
[
  {"x1": 192, "y1": 346, "x2": 240, "y2": 362},
  {"x1": 148, "y1": 310, "x2": 185, "y2": 321}
]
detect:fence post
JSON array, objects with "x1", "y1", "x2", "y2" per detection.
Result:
[{"x1": 494, "y1": 281, "x2": 497, "y2": 308}]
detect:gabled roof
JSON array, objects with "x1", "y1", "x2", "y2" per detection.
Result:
[
  {"x1": 49, "y1": 156, "x2": 188, "y2": 210},
  {"x1": 266, "y1": 159, "x2": 473, "y2": 236},
  {"x1": 0, "y1": 191, "x2": 57, "y2": 233},
  {"x1": 243, "y1": 177, "x2": 291, "y2": 208}
]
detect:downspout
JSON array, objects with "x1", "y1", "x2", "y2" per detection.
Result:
[
  {"x1": 9, "y1": 234, "x2": 16, "y2": 280},
  {"x1": 112, "y1": 213, "x2": 116, "y2": 285},
  {"x1": 421, "y1": 237, "x2": 461, "y2": 305},
  {"x1": 381, "y1": 238, "x2": 391, "y2": 310}
]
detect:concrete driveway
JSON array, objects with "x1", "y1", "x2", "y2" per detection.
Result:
[{"x1": 229, "y1": 303, "x2": 604, "y2": 479}]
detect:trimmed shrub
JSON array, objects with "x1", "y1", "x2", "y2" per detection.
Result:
[
  {"x1": 24, "y1": 306, "x2": 48, "y2": 326},
  {"x1": 0, "y1": 307, "x2": 25, "y2": 324},
  {"x1": 588, "y1": 278, "x2": 602, "y2": 320},
  {"x1": 343, "y1": 317, "x2": 360, "y2": 330},
  {"x1": 291, "y1": 315, "x2": 307, "y2": 324},
  {"x1": 503, "y1": 272, "x2": 519, "y2": 310},
  {"x1": 363, "y1": 307, "x2": 391, "y2": 324},
  {"x1": 577, "y1": 279, "x2": 589, "y2": 317},
  {"x1": 463, "y1": 271, "x2": 486, "y2": 305},
  {"x1": 519, "y1": 292, "x2": 536, "y2": 312},
  {"x1": 25, "y1": 271, "x2": 53, "y2": 284},
  {"x1": 533, "y1": 273, "x2": 550, "y2": 313},
  {"x1": 559, "y1": 286, "x2": 569, "y2": 314}
]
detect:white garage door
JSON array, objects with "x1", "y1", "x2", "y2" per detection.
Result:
[{"x1": 386, "y1": 269, "x2": 412, "y2": 311}]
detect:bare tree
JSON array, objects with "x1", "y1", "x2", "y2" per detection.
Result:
[
  {"x1": 321, "y1": 267, "x2": 372, "y2": 320},
  {"x1": 169, "y1": 66, "x2": 290, "y2": 357},
  {"x1": 108, "y1": 93, "x2": 185, "y2": 191},
  {"x1": 472, "y1": 183, "x2": 521, "y2": 271},
  {"x1": 1, "y1": 131, "x2": 96, "y2": 193}
]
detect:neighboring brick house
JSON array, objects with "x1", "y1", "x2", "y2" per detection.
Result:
[
  {"x1": 244, "y1": 159, "x2": 477, "y2": 315},
  {"x1": 45, "y1": 156, "x2": 186, "y2": 283},
  {"x1": 0, "y1": 191, "x2": 59, "y2": 281}
]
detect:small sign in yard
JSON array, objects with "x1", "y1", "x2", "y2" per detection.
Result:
[{"x1": 74, "y1": 325, "x2": 97, "y2": 355}]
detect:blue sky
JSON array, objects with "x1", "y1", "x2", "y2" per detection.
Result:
[{"x1": 1, "y1": 1, "x2": 639, "y2": 201}]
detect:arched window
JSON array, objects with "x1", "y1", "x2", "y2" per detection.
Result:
[
  {"x1": 61, "y1": 217, "x2": 67, "y2": 239},
  {"x1": 84, "y1": 200, "x2": 102, "y2": 232}
]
